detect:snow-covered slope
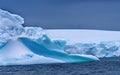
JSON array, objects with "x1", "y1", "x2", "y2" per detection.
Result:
[
  {"x1": 0, "y1": 39, "x2": 65, "y2": 65},
  {"x1": 45, "y1": 29, "x2": 120, "y2": 44}
]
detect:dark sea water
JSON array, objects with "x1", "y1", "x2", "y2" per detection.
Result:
[{"x1": 0, "y1": 57, "x2": 120, "y2": 75}]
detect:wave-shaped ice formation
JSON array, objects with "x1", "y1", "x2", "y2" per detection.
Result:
[{"x1": 0, "y1": 9, "x2": 99, "y2": 65}]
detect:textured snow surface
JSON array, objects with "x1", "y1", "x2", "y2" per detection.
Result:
[
  {"x1": 0, "y1": 9, "x2": 43, "y2": 48},
  {"x1": 64, "y1": 41, "x2": 120, "y2": 58},
  {"x1": 0, "y1": 9, "x2": 99, "y2": 66}
]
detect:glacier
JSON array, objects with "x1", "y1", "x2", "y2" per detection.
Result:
[
  {"x1": 46, "y1": 30, "x2": 120, "y2": 58},
  {"x1": 0, "y1": 9, "x2": 99, "y2": 66},
  {"x1": 64, "y1": 41, "x2": 120, "y2": 58}
]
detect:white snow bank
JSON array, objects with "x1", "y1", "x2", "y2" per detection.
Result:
[
  {"x1": 45, "y1": 29, "x2": 120, "y2": 44},
  {"x1": 0, "y1": 39, "x2": 64, "y2": 65}
]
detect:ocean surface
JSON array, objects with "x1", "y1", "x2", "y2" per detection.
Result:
[{"x1": 0, "y1": 57, "x2": 120, "y2": 75}]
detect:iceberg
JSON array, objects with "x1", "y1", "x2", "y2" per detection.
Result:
[{"x1": 0, "y1": 9, "x2": 98, "y2": 66}]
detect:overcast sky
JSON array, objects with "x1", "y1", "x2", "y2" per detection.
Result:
[{"x1": 0, "y1": 0, "x2": 120, "y2": 30}]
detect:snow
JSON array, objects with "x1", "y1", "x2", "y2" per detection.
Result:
[
  {"x1": 64, "y1": 41, "x2": 120, "y2": 58},
  {"x1": 0, "y1": 9, "x2": 44, "y2": 48},
  {"x1": 45, "y1": 29, "x2": 120, "y2": 44},
  {"x1": 0, "y1": 9, "x2": 24, "y2": 48}
]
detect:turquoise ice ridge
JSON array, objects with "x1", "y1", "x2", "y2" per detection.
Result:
[{"x1": 0, "y1": 9, "x2": 98, "y2": 65}]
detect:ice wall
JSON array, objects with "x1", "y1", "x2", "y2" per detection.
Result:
[{"x1": 64, "y1": 41, "x2": 120, "y2": 58}]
